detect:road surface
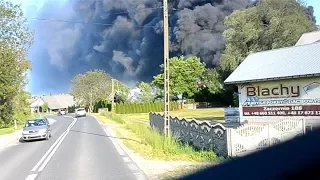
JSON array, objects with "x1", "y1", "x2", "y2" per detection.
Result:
[{"x1": 0, "y1": 115, "x2": 146, "y2": 180}]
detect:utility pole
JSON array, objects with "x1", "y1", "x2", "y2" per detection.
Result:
[
  {"x1": 111, "y1": 78, "x2": 115, "y2": 113},
  {"x1": 163, "y1": 0, "x2": 170, "y2": 138}
]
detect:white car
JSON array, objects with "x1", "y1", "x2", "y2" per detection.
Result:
[
  {"x1": 75, "y1": 108, "x2": 86, "y2": 118},
  {"x1": 58, "y1": 109, "x2": 66, "y2": 116}
]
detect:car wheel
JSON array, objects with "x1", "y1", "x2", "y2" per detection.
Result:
[{"x1": 46, "y1": 134, "x2": 50, "y2": 140}]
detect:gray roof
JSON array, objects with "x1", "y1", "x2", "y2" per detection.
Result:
[
  {"x1": 224, "y1": 42, "x2": 320, "y2": 84},
  {"x1": 41, "y1": 94, "x2": 75, "y2": 109},
  {"x1": 296, "y1": 31, "x2": 320, "y2": 46}
]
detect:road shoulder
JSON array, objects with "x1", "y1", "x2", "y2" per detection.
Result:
[
  {"x1": 91, "y1": 114, "x2": 201, "y2": 180},
  {"x1": 0, "y1": 129, "x2": 22, "y2": 149}
]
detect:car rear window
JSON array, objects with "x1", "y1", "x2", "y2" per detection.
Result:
[{"x1": 77, "y1": 108, "x2": 85, "y2": 111}]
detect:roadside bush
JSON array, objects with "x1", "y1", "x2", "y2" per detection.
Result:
[{"x1": 115, "y1": 101, "x2": 179, "y2": 114}]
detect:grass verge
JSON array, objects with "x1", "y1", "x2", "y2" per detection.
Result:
[
  {"x1": 98, "y1": 110, "x2": 224, "y2": 162},
  {"x1": 114, "y1": 108, "x2": 225, "y2": 125}
]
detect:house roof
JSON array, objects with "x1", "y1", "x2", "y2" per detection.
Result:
[
  {"x1": 41, "y1": 94, "x2": 75, "y2": 109},
  {"x1": 224, "y1": 41, "x2": 320, "y2": 84},
  {"x1": 295, "y1": 31, "x2": 320, "y2": 46}
]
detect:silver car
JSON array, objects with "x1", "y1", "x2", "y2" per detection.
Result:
[{"x1": 22, "y1": 118, "x2": 52, "y2": 141}]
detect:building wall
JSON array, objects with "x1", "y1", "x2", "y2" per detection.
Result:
[{"x1": 238, "y1": 77, "x2": 320, "y2": 128}]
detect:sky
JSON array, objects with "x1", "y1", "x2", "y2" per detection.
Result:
[{"x1": 5, "y1": 0, "x2": 320, "y2": 95}]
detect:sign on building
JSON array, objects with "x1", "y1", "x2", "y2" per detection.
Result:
[{"x1": 238, "y1": 77, "x2": 320, "y2": 119}]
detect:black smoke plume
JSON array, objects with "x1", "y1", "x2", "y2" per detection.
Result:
[{"x1": 29, "y1": 0, "x2": 253, "y2": 94}]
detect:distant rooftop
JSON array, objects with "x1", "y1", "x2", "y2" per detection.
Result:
[
  {"x1": 295, "y1": 31, "x2": 320, "y2": 46},
  {"x1": 224, "y1": 41, "x2": 320, "y2": 84}
]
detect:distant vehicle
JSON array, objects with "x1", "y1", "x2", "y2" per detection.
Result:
[
  {"x1": 75, "y1": 108, "x2": 86, "y2": 118},
  {"x1": 58, "y1": 109, "x2": 66, "y2": 116},
  {"x1": 22, "y1": 118, "x2": 52, "y2": 141}
]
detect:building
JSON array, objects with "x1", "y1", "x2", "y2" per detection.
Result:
[
  {"x1": 29, "y1": 96, "x2": 45, "y2": 113},
  {"x1": 29, "y1": 94, "x2": 76, "y2": 113},
  {"x1": 295, "y1": 31, "x2": 320, "y2": 46},
  {"x1": 224, "y1": 31, "x2": 320, "y2": 130}
]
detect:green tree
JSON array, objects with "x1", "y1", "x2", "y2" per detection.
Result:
[
  {"x1": 202, "y1": 69, "x2": 223, "y2": 94},
  {"x1": 12, "y1": 90, "x2": 31, "y2": 124},
  {"x1": 138, "y1": 81, "x2": 153, "y2": 102},
  {"x1": 220, "y1": 0, "x2": 317, "y2": 74},
  {"x1": 0, "y1": 1, "x2": 33, "y2": 127},
  {"x1": 42, "y1": 102, "x2": 49, "y2": 112},
  {"x1": 114, "y1": 79, "x2": 130, "y2": 103},
  {"x1": 71, "y1": 70, "x2": 112, "y2": 112},
  {"x1": 152, "y1": 56, "x2": 206, "y2": 98}
]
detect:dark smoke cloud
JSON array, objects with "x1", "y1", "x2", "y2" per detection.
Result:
[{"x1": 28, "y1": 0, "x2": 252, "y2": 94}]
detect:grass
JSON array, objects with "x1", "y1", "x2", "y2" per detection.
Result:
[
  {"x1": 0, "y1": 113, "x2": 49, "y2": 135},
  {"x1": 96, "y1": 108, "x2": 225, "y2": 162},
  {"x1": 122, "y1": 122, "x2": 219, "y2": 162},
  {"x1": 114, "y1": 108, "x2": 225, "y2": 125}
]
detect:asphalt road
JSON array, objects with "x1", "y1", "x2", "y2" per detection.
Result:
[{"x1": 0, "y1": 115, "x2": 146, "y2": 180}]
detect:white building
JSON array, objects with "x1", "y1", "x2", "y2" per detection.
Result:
[
  {"x1": 29, "y1": 94, "x2": 76, "y2": 113},
  {"x1": 225, "y1": 31, "x2": 320, "y2": 130}
]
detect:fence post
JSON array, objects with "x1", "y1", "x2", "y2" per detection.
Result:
[
  {"x1": 227, "y1": 128, "x2": 232, "y2": 157},
  {"x1": 14, "y1": 119, "x2": 17, "y2": 130}
]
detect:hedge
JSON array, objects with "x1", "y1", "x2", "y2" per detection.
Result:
[{"x1": 115, "y1": 101, "x2": 179, "y2": 114}]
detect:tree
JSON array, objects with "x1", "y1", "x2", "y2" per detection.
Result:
[
  {"x1": 12, "y1": 90, "x2": 31, "y2": 124},
  {"x1": 42, "y1": 102, "x2": 49, "y2": 112},
  {"x1": 202, "y1": 69, "x2": 223, "y2": 94},
  {"x1": 114, "y1": 79, "x2": 130, "y2": 103},
  {"x1": 0, "y1": 1, "x2": 33, "y2": 127},
  {"x1": 71, "y1": 70, "x2": 112, "y2": 112},
  {"x1": 152, "y1": 56, "x2": 206, "y2": 98},
  {"x1": 220, "y1": 0, "x2": 317, "y2": 74},
  {"x1": 138, "y1": 81, "x2": 153, "y2": 102}
]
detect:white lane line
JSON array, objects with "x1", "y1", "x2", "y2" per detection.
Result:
[
  {"x1": 103, "y1": 128, "x2": 126, "y2": 156},
  {"x1": 38, "y1": 118, "x2": 77, "y2": 172},
  {"x1": 128, "y1": 163, "x2": 139, "y2": 171},
  {"x1": 31, "y1": 131, "x2": 67, "y2": 172},
  {"x1": 123, "y1": 157, "x2": 131, "y2": 163},
  {"x1": 134, "y1": 173, "x2": 147, "y2": 180},
  {"x1": 25, "y1": 174, "x2": 38, "y2": 180}
]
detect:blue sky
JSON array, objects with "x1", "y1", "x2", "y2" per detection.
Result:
[
  {"x1": 6, "y1": 0, "x2": 320, "y2": 95},
  {"x1": 306, "y1": 0, "x2": 320, "y2": 23}
]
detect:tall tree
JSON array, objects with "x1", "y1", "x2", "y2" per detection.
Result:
[
  {"x1": 114, "y1": 79, "x2": 130, "y2": 103},
  {"x1": 202, "y1": 68, "x2": 223, "y2": 94},
  {"x1": 138, "y1": 81, "x2": 154, "y2": 102},
  {"x1": 220, "y1": 0, "x2": 317, "y2": 74},
  {"x1": 152, "y1": 56, "x2": 206, "y2": 98},
  {"x1": 12, "y1": 90, "x2": 31, "y2": 123},
  {"x1": 0, "y1": 1, "x2": 33, "y2": 127},
  {"x1": 71, "y1": 70, "x2": 112, "y2": 112}
]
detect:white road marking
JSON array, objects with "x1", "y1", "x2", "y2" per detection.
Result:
[
  {"x1": 128, "y1": 164, "x2": 139, "y2": 171},
  {"x1": 25, "y1": 174, "x2": 38, "y2": 180},
  {"x1": 103, "y1": 128, "x2": 125, "y2": 155},
  {"x1": 31, "y1": 131, "x2": 67, "y2": 172},
  {"x1": 123, "y1": 157, "x2": 131, "y2": 162},
  {"x1": 38, "y1": 118, "x2": 77, "y2": 171}
]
